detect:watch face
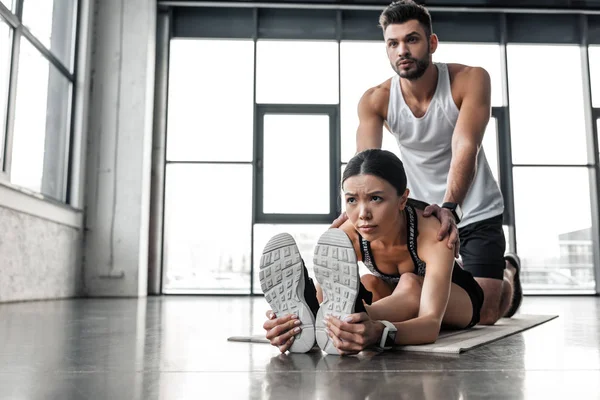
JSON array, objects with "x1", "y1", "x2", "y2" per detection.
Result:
[{"x1": 385, "y1": 331, "x2": 397, "y2": 347}]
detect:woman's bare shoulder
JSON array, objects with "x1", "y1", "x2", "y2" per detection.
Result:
[
  {"x1": 414, "y1": 208, "x2": 440, "y2": 234},
  {"x1": 414, "y1": 208, "x2": 455, "y2": 264},
  {"x1": 414, "y1": 208, "x2": 444, "y2": 248}
]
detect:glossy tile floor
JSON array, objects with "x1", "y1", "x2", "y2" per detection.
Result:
[{"x1": 0, "y1": 295, "x2": 598, "y2": 400}]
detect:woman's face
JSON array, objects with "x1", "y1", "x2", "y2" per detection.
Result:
[{"x1": 343, "y1": 173, "x2": 408, "y2": 241}]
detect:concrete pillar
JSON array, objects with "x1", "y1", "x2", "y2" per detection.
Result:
[{"x1": 83, "y1": 0, "x2": 156, "y2": 297}]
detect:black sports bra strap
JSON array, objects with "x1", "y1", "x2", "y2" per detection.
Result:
[
  {"x1": 358, "y1": 233, "x2": 367, "y2": 261},
  {"x1": 405, "y1": 204, "x2": 426, "y2": 275},
  {"x1": 358, "y1": 233, "x2": 377, "y2": 272}
]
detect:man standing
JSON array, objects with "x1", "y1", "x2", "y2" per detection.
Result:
[{"x1": 348, "y1": 0, "x2": 522, "y2": 324}]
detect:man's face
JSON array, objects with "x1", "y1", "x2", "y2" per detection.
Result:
[{"x1": 384, "y1": 20, "x2": 434, "y2": 81}]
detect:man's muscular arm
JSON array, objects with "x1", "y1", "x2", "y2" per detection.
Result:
[
  {"x1": 356, "y1": 88, "x2": 385, "y2": 152},
  {"x1": 424, "y1": 67, "x2": 491, "y2": 253},
  {"x1": 444, "y1": 67, "x2": 491, "y2": 206}
]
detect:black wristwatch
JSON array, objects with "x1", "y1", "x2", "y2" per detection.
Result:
[{"x1": 442, "y1": 202, "x2": 463, "y2": 224}]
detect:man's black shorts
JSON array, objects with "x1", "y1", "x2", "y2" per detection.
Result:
[{"x1": 459, "y1": 213, "x2": 506, "y2": 280}]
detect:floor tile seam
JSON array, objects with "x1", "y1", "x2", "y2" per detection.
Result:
[
  {"x1": 1, "y1": 368, "x2": 599, "y2": 374},
  {"x1": 248, "y1": 368, "x2": 600, "y2": 373}
]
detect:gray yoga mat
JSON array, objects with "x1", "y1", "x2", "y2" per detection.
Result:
[{"x1": 227, "y1": 314, "x2": 558, "y2": 354}]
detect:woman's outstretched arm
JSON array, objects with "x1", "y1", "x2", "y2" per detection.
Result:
[
  {"x1": 407, "y1": 231, "x2": 456, "y2": 342},
  {"x1": 325, "y1": 217, "x2": 456, "y2": 351},
  {"x1": 381, "y1": 213, "x2": 457, "y2": 344}
]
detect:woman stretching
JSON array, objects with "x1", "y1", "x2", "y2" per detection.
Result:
[{"x1": 259, "y1": 149, "x2": 484, "y2": 355}]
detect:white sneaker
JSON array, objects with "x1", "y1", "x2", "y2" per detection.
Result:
[
  {"x1": 313, "y1": 229, "x2": 361, "y2": 355},
  {"x1": 259, "y1": 233, "x2": 316, "y2": 353}
]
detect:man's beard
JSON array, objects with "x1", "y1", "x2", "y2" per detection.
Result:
[{"x1": 393, "y1": 54, "x2": 430, "y2": 81}]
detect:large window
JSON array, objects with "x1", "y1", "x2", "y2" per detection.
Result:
[
  {"x1": 508, "y1": 44, "x2": 594, "y2": 291},
  {"x1": 0, "y1": 1, "x2": 78, "y2": 203},
  {"x1": 0, "y1": 19, "x2": 10, "y2": 170},
  {"x1": 163, "y1": 13, "x2": 600, "y2": 295}
]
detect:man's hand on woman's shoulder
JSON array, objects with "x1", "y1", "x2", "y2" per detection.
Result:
[{"x1": 422, "y1": 204, "x2": 460, "y2": 258}]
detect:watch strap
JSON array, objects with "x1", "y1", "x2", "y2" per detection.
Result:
[
  {"x1": 441, "y1": 202, "x2": 461, "y2": 223},
  {"x1": 378, "y1": 320, "x2": 397, "y2": 350}
]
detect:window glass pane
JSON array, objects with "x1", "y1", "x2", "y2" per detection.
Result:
[
  {"x1": 503, "y1": 225, "x2": 512, "y2": 252},
  {"x1": 508, "y1": 45, "x2": 587, "y2": 165},
  {"x1": 2, "y1": 0, "x2": 17, "y2": 10},
  {"x1": 163, "y1": 164, "x2": 252, "y2": 294},
  {"x1": 263, "y1": 114, "x2": 330, "y2": 214},
  {"x1": 513, "y1": 167, "x2": 595, "y2": 292},
  {"x1": 433, "y1": 42, "x2": 504, "y2": 107},
  {"x1": 0, "y1": 21, "x2": 11, "y2": 169},
  {"x1": 340, "y1": 41, "x2": 399, "y2": 163},
  {"x1": 253, "y1": 224, "x2": 331, "y2": 294},
  {"x1": 167, "y1": 39, "x2": 254, "y2": 162},
  {"x1": 11, "y1": 38, "x2": 71, "y2": 201},
  {"x1": 256, "y1": 40, "x2": 338, "y2": 104},
  {"x1": 482, "y1": 116, "x2": 499, "y2": 183},
  {"x1": 22, "y1": 0, "x2": 77, "y2": 69},
  {"x1": 589, "y1": 46, "x2": 600, "y2": 108}
]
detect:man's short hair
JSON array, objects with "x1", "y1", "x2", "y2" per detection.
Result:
[{"x1": 379, "y1": 1, "x2": 433, "y2": 38}]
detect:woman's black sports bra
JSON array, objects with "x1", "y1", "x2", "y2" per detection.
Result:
[{"x1": 357, "y1": 202, "x2": 427, "y2": 284}]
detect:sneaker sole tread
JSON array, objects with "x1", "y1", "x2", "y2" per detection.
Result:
[
  {"x1": 260, "y1": 233, "x2": 315, "y2": 353},
  {"x1": 313, "y1": 229, "x2": 360, "y2": 355}
]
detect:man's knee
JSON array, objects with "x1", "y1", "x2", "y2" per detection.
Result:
[
  {"x1": 475, "y1": 277, "x2": 504, "y2": 325},
  {"x1": 479, "y1": 309, "x2": 501, "y2": 325}
]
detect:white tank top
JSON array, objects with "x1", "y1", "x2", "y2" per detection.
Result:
[{"x1": 386, "y1": 62, "x2": 504, "y2": 227}]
